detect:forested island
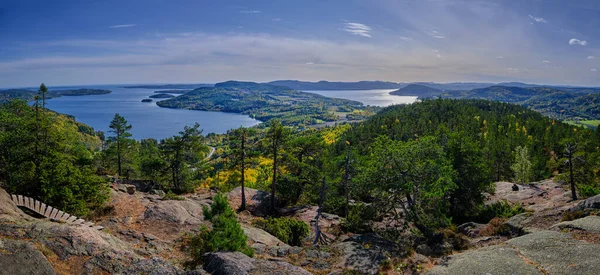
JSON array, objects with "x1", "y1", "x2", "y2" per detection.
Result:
[
  {"x1": 0, "y1": 88, "x2": 111, "y2": 103},
  {"x1": 156, "y1": 81, "x2": 375, "y2": 126},
  {"x1": 124, "y1": 84, "x2": 213, "y2": 89},
  {"x1": 149, "y1": 93, "x2": 175, "y2": 99}
]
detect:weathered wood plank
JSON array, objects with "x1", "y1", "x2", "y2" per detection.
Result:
[
  {"x1": 51, "y1": 210, "x2": 64, "y2": 220},
  {"x1": 44, "y1": 206, "x2": 54, "y2": 217},
  {"x1": 17, "y1": 195, "x2": 23, "y2": 206},
  {"x1": 59, "y1": 213, "x2": 71, "y2": 222},
  {"x1": 66, "y1": 216, "x2": 78, "y2": 223},
  {"x1": 49, "y1": 208, "x2": 59, "y2": 220},
  {"x1": 73, "y1": 219, "x2": 85, "y2": 225},
  {"x1": 91, "y1": 226, "x2": 105, "y2": 230}
]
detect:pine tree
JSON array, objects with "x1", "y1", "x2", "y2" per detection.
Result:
[{"x1": 107, "y1": 113, "x2": 133, "y2": 176}]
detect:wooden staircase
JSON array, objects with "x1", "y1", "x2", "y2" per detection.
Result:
[{"x1": 10, "y1": 194, "x2": 104, "y2": 230}]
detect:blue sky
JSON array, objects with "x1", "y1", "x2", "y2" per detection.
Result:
[{"x1": 0, "y1": 0, "x2": 599, "y2": 87}]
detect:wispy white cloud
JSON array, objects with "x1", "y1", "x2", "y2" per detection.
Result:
[
  {"x1": 240, "y1": 10, "x2": 260, "y2": 14},
  {"x1": 588, "y1": 56, "x2": 595, "y2": 60},
  {"x1": 569, "y1": 38, "x2": 588, "y2": 46},
  {"x1": 109, "y1": 24, "x2": 136, "y2": 29},
  {"x1": 343, "y1": 23, "x2": 371, "y2": 38},
  {"x1": 427, "y1": 30, "x2": 445, "y2": 39},
  {"x1": 592, "y1": 68, "x2": 598, "y2": 72},
  {"x1": 528, "y1": 14, "x2": 547, "y2": 23},
  {"x1": 305, "y1": 62, "x2": 314, "y2": 65},
  {"x1": 497, "y1": 56, "x2": 504, "y2": 59},
  {"x1": 400, "y1": 36, "x2": 413, "y2": 41},
  {"x1": 542, "y1": 60, "x2": 550, "y2": 63}
]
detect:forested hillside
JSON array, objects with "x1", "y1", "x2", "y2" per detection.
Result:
[
  {"x1": 157, "y1": 81, "x2": 371, "y2": 126},
  {"x1": 391, "y1": 85, "x2": 600, "y2": 121}
]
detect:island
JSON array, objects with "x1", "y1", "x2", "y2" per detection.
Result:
[
  {"x1": 149, "y1": 93, "x2": 175, "y2": 99},
  {"x1": 153, "y1": 90, "x2": 191, "y2": 94},
  {"x1": 141, "y1": 99, "x2": 153, "y2": 103},
  {"x1": 123, "y1": 84, "x2": 213, "y2": 89},
  {"x1": 0, "y1": 88, "x2": 112, "y2": 103},
  {"x1": 156, "y1": 81, "x2": 375, "y2": 126}
]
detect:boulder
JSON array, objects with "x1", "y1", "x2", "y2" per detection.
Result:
[
  {"x1": 126, "y1": 185, "x2": 136, "y2": 195},
  {"x1": 0, "y1": 239, "x2": 55, "y2": 275},
  {"x1": 204, "y1": 252, "x2": 256, "y2": 275},
  {"x1": 550, "y1": 216, "x2": 600, "y2": 233},
  {"x1": 228, "y1": 187, "x2": 273, "y2": 216},
  {"x1": 573, "y1": 194, "x2": 600, "y2": 211},
  {"x1": 241, "y1": 224, "x2": 288, "y2": 247},
  {"x1": 333, "y1": 234, "x2": 400, "y2": 275},
  {"x1": 203, "y1": 251, "x2": 311, "y2": 275},
  {"x1": 503, "y1": 212, "x2": 533, "y2": 235},
  {"x1": 144, "y1": 200, "x2": 204, "y2": 225},
  {"x1": 0, "y1": 188, "x2": 31, "y2": 222}
]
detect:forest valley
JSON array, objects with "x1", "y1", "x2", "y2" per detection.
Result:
[{"x1": 2, "y1": 83, "x2": 600, "y2": 273}]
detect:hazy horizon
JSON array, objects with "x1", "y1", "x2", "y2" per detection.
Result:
[{"x1": 1, "y1": 0, "x2": 599, "y2": 87}]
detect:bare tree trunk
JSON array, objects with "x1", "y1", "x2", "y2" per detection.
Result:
[
  {"x1": 343, "y1": 147, "x2": 350, "y2": 218},
  {"x1": 313, "y1": 177, "x2": 327, "y2": 246},
  {"x1": 567, "y1": 144, "x2": 577, "y2": 200},
  {"x1": 271, "y1": 138, "x2": 278, "y2": 213},
  {"x1": 240, "y1": 131, "x2": 247, "y2": 211}
]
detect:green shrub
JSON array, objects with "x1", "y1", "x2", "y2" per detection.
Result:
[
  {"x1": 186, "y1": 193, "x2": 252, "y2": 269},
  {"x1": 579, "y1": 185, "x2": 600, "y2": 198},
  {"x1": 342, "y1": 203, "x2": 376, "y2": 233},
  {"x1": 471, "y1": 200, "x2": 525, "y2": 223},
  {"x1": 162, "y1": 191, "x2": 184, "y2": 201},
  {"x1": 252, "y1": 217, "x2": 309, "y2": 246}
]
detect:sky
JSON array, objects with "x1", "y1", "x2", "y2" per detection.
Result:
[{"x1": 0, "y1": 0, "x2": 599, "y2": 88}]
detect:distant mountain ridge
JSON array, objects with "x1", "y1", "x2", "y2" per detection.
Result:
[{"x1": 389, "y1": 84, "x2": 443, "y2": 97}]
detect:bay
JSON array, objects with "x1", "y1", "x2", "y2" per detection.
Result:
[
  {"x1": 42, "y1": 86, "x2": 416, "y2": 140},
  {"x1": 44, "y1": 85, "x2": 260, "y2": 140},
  {"x1": 302, "y1": 89, "x2": 417, "y2": 107}
]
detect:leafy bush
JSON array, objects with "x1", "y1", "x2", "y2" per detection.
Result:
[
  {"x1": 162, "y1": 191, "x2": 184, "y2": 201},
  {"x1": 186, "y1": 193, "x2": 252, "y2": 268},
  {"x1": 471, "y1": 200, "x2": 525, "y2": 223},
  {"x1": 579, "y1": 185, "x2": 600, "y2": 198},
  {"x1": 343, "y1": 203, "x2": 377, "y2": 233},
  {"x1": 252, "y1": 217, "x2": 309, "y2": 246}
]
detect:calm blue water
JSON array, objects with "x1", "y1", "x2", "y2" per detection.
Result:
[
  {"x1": 44, "y1": 85, "x2": 260, "y2": 140},
  {"x1": 303, "y1": 89, "x2": 417, "y2": 107},
  {"x1": 40, "y1": 85, "x2": 416, "y2": 140}
]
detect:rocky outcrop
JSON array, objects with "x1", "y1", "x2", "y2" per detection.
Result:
[
  {"x1": 203, "y1": 252, "x2": 312, "y2": 275},
  {"x1": 0, "y1": 239, "x2": 56, "y2": 275},
  {"x1": 0, "y1": 188, "x2": 31, "y2": 222},
  {"x1": 143, "y1": 199, "x2": 206, "y2": 225},
  {"x1": 550, "y1": 215, "x2": 600, "y2": 233},
  {"x1": 428, "y1": 228, "x2": 600, "y2": 274},
  {"x1": 228, "y1": 187, "x2": 273, "y2": 216},
  {"x1": 572, "y1": 194, "x2": 600, "y2": 211},
  {"x1": 333, "y1": 234, "x2": 401, "y2": 275}
]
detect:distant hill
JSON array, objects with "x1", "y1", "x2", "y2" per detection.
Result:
[
  {"x1": 389, "y1": 84, "x2": 443, "y2": 97},
  {"x1": 0, "y1": 88, "x2": 111, "y2": 103},
  {"x1": 413, "y1": 82, "x2": 496, "y2": 91},
  {"x1": 124, "y1": 84, "x2": 213, "y2": 89},
  {"x1": 266, "y1": 80, "x2": 405, "y2": 90}
]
